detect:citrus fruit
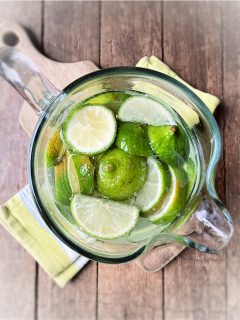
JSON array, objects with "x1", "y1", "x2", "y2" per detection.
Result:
[
  {"x1": 148, "y1": 125, "x2": 189, "y2": 166},
  {"x1": 135, "y1": 157, "x2": 171, "y2": 213},
  {"x1": 68, "y1": 153, "x2": 95, "y2": 195},
  {"x1": 62, "y1": 105, "x2": 117, "y2": 155},
  {"x1": 116, "y1": 122, "x2": 153, "y2": 157},
  {"x1": 148, "y1": 166, "x2": 189, "y2": 225},
  {"x1": 85, "y1": 92, "x2": 130, "y2": 113},
  {"x1": 118, "y1": 96, "x2": 175, "y2": 126},
  {"x1": 97, "y1": 148, "x2": 148, "y2": 200},
  {"x1": 46, "y1": 129, "x2": 65, "y2": 167},
  {"x1": 183, "y1": 158, "x2": 196, "y2": 197},
  {"x1": 71, "y1": 194, "x2": 139, "y2": 240},
  {"x1": 54, "y1": 157, "x2": 72, "y2": 206}
]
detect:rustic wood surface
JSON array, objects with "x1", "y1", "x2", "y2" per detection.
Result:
[{"x1": 0, "y1": 1, "x2": 239, "y2": 320}]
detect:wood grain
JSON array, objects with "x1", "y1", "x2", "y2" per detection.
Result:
[
  {"x1": 37, "y1": 2, "x2": 100, "y2": 320},
  {"x1": 0, "y1": 2, "x2": 42, "y2": 319},
  {"x1": 223, "y1": 3, "x2": 240, "y2": 320},
  {"x1": 100, "y1": 1, "x2": 162, "y2": 67},
  {"x1": 163, "y1": 2, "x2": 227, "y2": 319},
  {"x1": 43, "y1": 1, "x2": 100, "y2": 65},
  {"x1": 98, "y1": 3, "x2": 163, "y2": 320}
]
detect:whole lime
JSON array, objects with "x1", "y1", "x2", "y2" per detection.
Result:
[
  {"x1": 97, "y1": 148, "x2": 148, "y2": 200},
  {"x1": 148, "y1": 125, "x2": 189, "y2": 166},
  {"x1": 116, "y1": 122, "x2": 153, "y2": 157}
]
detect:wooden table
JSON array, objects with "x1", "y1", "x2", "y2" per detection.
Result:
[{"x1": 0, "y1": 2, "x2": 239, "y2": 320}]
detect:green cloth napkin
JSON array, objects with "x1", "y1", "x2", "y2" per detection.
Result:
[
  {"x1": 0, "y1": 186, "x2": 88, "y2": 288},
  {"x1": 137, "y1": 56, "x2": 220, "y2": 113},
  {"x1": 0, "y1": 56, "x2": 220, "y2": 288}
]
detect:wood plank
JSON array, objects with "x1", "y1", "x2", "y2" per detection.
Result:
[
  {"x1": 100, "y1": 1, "x2": 162, "y2": 67},
  {"x1": 222, "y1": 3, "x2": 240, "y2": 320},
  {"x1": 43, "y1": 1, "x2": 100, "y2": 65},
  {"x1": 0, "y1": 2, "x2": 42, "y2": 319},
  {"x1": 163, "y1": 2, "x2": 227, "y2": 319},
  {"x1": 99, "y1": 2, "x2": 163, "y2": 320},
  {"x1": 37, "y1": 2, "x2": 100, "y2": 320}
]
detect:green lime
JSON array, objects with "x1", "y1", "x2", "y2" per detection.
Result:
[
  {"x1": 118, "y1": 96, "x2": 175, "y2": 125},
  {"x1": 62, "y1": 105, "x2": 117, "y2": 155},
  {"x1": 116, "y1": 122, "x2": 153, "y2": 157},
  {"x1": 97, "y1": 148, "x2": 148, "y2": 201},
  {"x1": 183, "y1": 158, "x2": 196, "y2": 197},
  {"x1": 148, "y1": 125, "x2": 189, "y2": 166},
  {"x1": 135, "y1": 157, "x2": 171, "y2": 213},
  {"x1": 54, "y1": 157, "x2": 72, "y2": 206},
  {"x1": 68, "y1": 153, "x2": 95, "y2": 195},
  {"x1": 148, "y1": 166, "x2": 188, "y2": 225},
  {"x1": 71, "y1": 194, "x2": 139, "y2": 240},
  {"x1": 46, "y1": 129, "x2": 65, "y2": 167},
  {"x1": 85, "y1": 92, "x2": 130, "y2": 113}
]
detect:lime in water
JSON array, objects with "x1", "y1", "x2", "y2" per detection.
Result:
[{"x1": 45, "y1": 91, "x2": 198, "y2": 241}]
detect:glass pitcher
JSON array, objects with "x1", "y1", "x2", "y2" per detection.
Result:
[{"x1": 0, "y1": 42, "x2": 233, "y2": 270}]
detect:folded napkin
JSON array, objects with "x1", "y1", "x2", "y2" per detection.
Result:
[
  {"x1": 0, "y1": 56, "x2": 220, "y2": 287},
  {"x1": 0, "y1": 186, "x2": 88, "y2": 287}
]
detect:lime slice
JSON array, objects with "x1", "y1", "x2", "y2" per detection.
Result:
[
  {"x1": 62, "y1": 105, "x2": 117, "y2": 155},
  {"x1": 135, "y1": 157, "x2": 171, "y2": 213},
  {"x1": 68, "y1": 154, "x2": 95, "y2": 195},
  {"x1": 148, "y1": 125, "x2": 189, "y2": 167},
  {"x1": 97, "y1": 148, "x2": 148, "y2": 201},
  {"x1": 85, "y1": 92, "x2": 130, "y2": 113},
  {"x1": 118, "y1": 96, "x2": 175, "y2": 126},
  {"x1": 46, "y1": 129, "x2": 65, "y2": 167},
  {"x1": 148, "y1": 166, "x2": 188, "y2": 225},
  {"x1": 71, "y1": 194, "x2": 139, "y2": 240},
  {"x1": 183, "y1": 158, "x2": 196, "y2": 197},
  {"x1": 116, "y1": 122, "x2": 153, "y2": 157},
  {"x1": 54, "y1": 158, "x2": 72, "y2": 206}
]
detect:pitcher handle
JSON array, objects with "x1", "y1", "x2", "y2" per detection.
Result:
[
  {"x1": 0, "y1": 29, "x2": 60, "y2": 113},
  {"x1": 139, "y1": 195, "x2": 233, "y2": 272}
]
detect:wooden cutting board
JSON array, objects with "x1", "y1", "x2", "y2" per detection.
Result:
[{"x1": 0, "y1": 22, "x2": 185, "y2": 270}]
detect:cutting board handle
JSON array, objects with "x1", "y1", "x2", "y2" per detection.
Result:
[
  {"x1": 0, "y1": 22, "x2": 41, "y2": 56},
  {"x1": 0, "y1": 23, "x2": 60, "y2": 113}
]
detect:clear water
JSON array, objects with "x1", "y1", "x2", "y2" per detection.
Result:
[{"x1": 45, "y1": 90, "x2": 200, "y2": 241}]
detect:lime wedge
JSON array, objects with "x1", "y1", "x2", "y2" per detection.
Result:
[
  {"x1": 183, "y1": 158, "x2": 196, "y2": 197},
  {"x1": 148, "y1": 125, "x2": 189, "y2": 167},
  {"x1": 148, "y1": 166, "x2": 188, "y2": 225},
  {"x1": 62, "y1": 105, "x2": 117, "y2": 155},
  {"x1": 97, "y1": 148, "x2": 148, "y2": 201},
  {"x1": 118, "y1": 96, "x2": 175, "y2": 126},
  {"x1": 54, "y1": 158, "x2": 72, "y2": 206},
  {"x1": 68, "y1": 153, "x2": 95, "y2": 195},
  {"x1": 85, "y1": 92, "x2": 130, "y2": 113},
  {"x1": 71, "y1": 194, "x2": 139, "y2": 240},
  {"x1": 135, "y1": 157, "x2": 171, "y2": 213},
  {"x1": 116, "y1": 122, "x2": 153, "y2": 157},
  {"x1": 46, "y1": 129, "x2": 65, "y2": 167}
]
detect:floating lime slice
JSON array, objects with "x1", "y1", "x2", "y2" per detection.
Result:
[
  {"x1": 97, "y1": 148, "x2": 148, "y2": 201},
  {"x1": 135, "y1": 157, "x2": 171, "y2": 213},
  {"x1": 62, "y1": 105, "x2": 117, "y2": 155},
  {"x1": 148, "y1": 125, "x2": 189, "y2": 167},
  {"x1": 116, "y1": 122, "x2": 153, "y2": 157},
  {"x1": 148, "y1": 166, "x2": 188, "y2": 225},
  {"x1": 54, "y1": 158, "x2": 72, "y2": 206},
  {"x1": 71, "y1": 194, "x2": 139, "y2": 240},
  {"x1": 46, "y1": 129, "x2": 65, "y2": 167},
  {"x1": 118, "y1": 96, "x2": 175, "y2": 126},
  {"x1": 68, "y1": 153, "x2": 95, "y2": 195}
]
